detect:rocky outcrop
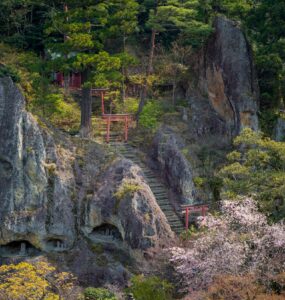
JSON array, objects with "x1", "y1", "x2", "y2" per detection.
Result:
[
  {"x1": 150, "y1": 127, "x2": 196, "y2": 204},
  {"x1": 0, "y1": 77, "x2": 173, "y2": 283},
  {"x1": 82, "y1": 158, "x2": 174, "y2": 250},
  {"x1": 188, "y1": 16, "x2": 259, "y2": 138},
  {"x1": 0, "y1": 77, "x2": 76, "y2": 252},
  {"x1": 273, "y1": 117, "x2": 285, "y2": 141}
]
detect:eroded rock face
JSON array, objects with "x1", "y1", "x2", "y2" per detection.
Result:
[
  {"x1": 0, "y1": 77, "x2": 173, "y2": 270},
  {"x1": 273, "y1": 118, "x2": 285, "y2": 141},
  {"x1": 188, "y1": 16, "x2": 259, "y2": 138},
  {"x1": 150, "y1": 127, "x2": 195, "y2": 204},
  {"x1": 82, "y1": 158, "x2": 174, "y2": 250},
  {"x1": 0, "y1": 77, "x2": 76, "y2": 252}
]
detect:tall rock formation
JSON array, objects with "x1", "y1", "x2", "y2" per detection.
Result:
[
  {"x1": 0, "y1": 77, "x2": 173, "y2": 284},
  {"x1": 188, "y1": 16, "x2": 259, "y2": 138}
]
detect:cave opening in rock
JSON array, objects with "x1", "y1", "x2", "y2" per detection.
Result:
[
  {"x1": 91, "y1": 224, "x2": 122, "y2": 241},
  {"x1": 45, "y1": 238, "x2": 66, "y2": 251},
  {"x1": 0, "y1": 240, "x2": 41, "y2": 257}
]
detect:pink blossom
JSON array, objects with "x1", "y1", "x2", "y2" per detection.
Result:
[{"x1": 170, "y1": 198, "x2": 285, "y2": 294}]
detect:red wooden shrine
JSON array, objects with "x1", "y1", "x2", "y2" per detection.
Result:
[
  {"x1": 181, "y1": 204, "x2": 209, "y2": 230},
  {"x1": 54, "y1": 72, "x2": 133, "y2": 142},
  {"x1": 55, "y1": 72, "x2": 81, "y2": 89}
]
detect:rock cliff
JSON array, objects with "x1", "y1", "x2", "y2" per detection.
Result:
[
  {"x1": 0, "y1": 77, "x2": 173, "y2": 284},
  {"x1": 188, "y1": 16, "x2": 259, "y2": 138},
  {"x1": 150, "y1": 127, "x2": 196, "y2": 204}
]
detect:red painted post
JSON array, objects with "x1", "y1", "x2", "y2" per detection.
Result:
[
  {"x1": 106, "y1": 117, "x2": 111, "y2": 143},
  {"x1": 101, "y1": 92, "x2": 105, "y2": 115},
  {"x1": 124, "y1": 116, "x2": 128, "y2": 142},
  {"x1": 202, "y1": 206, "x2": 205, "y2": 219},
  {"x1": 185, "y1": 207, "x2": 189, "y2": 230}
]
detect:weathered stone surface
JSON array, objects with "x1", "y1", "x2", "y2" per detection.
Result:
[
  {"x1": 0, "y1": 77, "x2": 76, "y2": 252},
  {"x1": 0, "y1": 77, "x2": 173, "y2": 279},
  {"x1": 273, "y1": 117, "x2": 285, "y2": 141},
  {"x1": 82, "y1": 158, "x2": 174, "y2": 250},
  {"x1": 150, "y1": 126, "x2": 196, "y2": 204},
  {"x1": 188, "y1": 16, "x2": 259, "y2": 138}
]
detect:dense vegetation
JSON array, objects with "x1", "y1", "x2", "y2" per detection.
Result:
[
  {"x1": 0, "y1": 0, "x2": 284, "y2": 135},
  {"x1": 0, "y1": 1, "x2": 285, "y2": 299}
]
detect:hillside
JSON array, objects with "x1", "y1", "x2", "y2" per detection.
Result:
[{"x1": 0, "y1": 1, "x2": 285, "y2": 299}]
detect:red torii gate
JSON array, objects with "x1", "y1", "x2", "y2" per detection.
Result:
[
  {"x1": 54, "y1": 72, "x2": 133, "y2": 142},
  {"x1": 181, "y1": 204, "x2": 209, "y2": 230},
  {"x1": 100, "y1": 92, "x2": 133, "y2": 143}
]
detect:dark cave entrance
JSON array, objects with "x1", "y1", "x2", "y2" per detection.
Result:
[
  {"x1": 0, "y1": 240, "x2": 41, "y2": 257},
  {"x1": 91, "y1": 224, "x2": 123, "y2": 242},
  {"x1": 45, "y1": 238, "x2": 66, "y2": 251}
]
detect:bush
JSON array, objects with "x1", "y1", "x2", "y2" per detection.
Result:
[
  {"x1": 114, "y1": 179, "x2": 142, "y2": 200},
  {"x1": 0, "y1": 64, "x2": 20, "y2": 82},
  {"x1": 218, "y1": 128, "x2": 285, "y2": 221},
  {"x1": 114, "y1": 97, "x2": 139, "y2": 114},
  {"x1": 126, "y1": 275, "x2": 173, "y2": 300},
  {"x1": 84, "y1": 287, "x2": 117, "y2": 300},
  {"x1": 139, "y1": 101, "x2": 163, "y2": 129},
  {"x1": 193, "y1": 273, "x2": 285, "y2": 300},
  {"x1": 0, "y1": 261, "x2": 77, "y2": 299}
]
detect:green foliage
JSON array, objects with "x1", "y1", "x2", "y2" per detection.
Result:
[
  {"x1": 0, "y1": 43, "x2": 80, "y2": 132},
  {"x1": 0, "y1": 64, "x2": 20, "y2": 82},
  {"x1": 0, "y1": 0, "x2": 51, "y2": 51},
  {"x1": 84, "y1": 287, "x2": 117, "y2": 300},
  {"x1": 114, "y1": 97, "x2": 139, "y2": 114},
  {"x1": 219, "y1": 128, "x2": 285, "y2": 221},
  {"x1": 180, "y1": 225, "x2": 207, "y2": 241},
  {"x1": 0, "y1": 261, "x2": 77, "y2": 300},
  {"x1": 45, "y1": 1, "x2": 138, "y2": 90},
  {"x1": 139, "y1": 101, "x2": 163, "y2": 129},
  {"x1": 193, "y1": 177, "x2": 206, "y2": 188},
  {"x1": 114, "y1": 179, "x2": 142, "y2": 200},
  {"x1": 126, "y1": 275, "x2": 174, "y2": 300}
]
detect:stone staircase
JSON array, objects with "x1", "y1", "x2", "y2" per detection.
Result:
[
  {"x1": 113, "y1": 143, "x2": 184, "y2": 235},
  {"x1": 93, "y1": 118, "x2": 126, "y2": 143}
]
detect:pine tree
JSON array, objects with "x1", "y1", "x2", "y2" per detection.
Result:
[
  {"x1": 137, "y1": 0, "x2": 212, "y2": 117},
  {"x1": 45, "y1": 1, "x2": 123, "y2": 137}
]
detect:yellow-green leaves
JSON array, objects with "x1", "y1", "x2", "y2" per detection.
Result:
[{"x1": 219, "y1": 128, "x2": 285, "y2": 221}]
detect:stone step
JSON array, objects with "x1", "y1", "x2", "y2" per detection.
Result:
[
  {"x1": 155, "y1": 198, "x2": 169, "y2": 202},
  {"x1": 169, "y1": 220, "x2": 184, "y2": 225},
  {"x1": 148, "y1": 185, "x2": 166, "y2": 190},
  {"x1": 153, "y1": 193, "x2": 168, "y2": 197},
  {"x1": 151, "y1": 187, "x2": 167, "y2": 191},
  {"x1": 169, "y1": 220, "x2": 183, "y2": 224},
  {"x1": 167, "y1": 218, "x2": 182, "y2": 223},
  {"x1": 154, "y1": 197, "x2": 169, "y2": 202},
  {"x1": 159, "y1": 205, "x2": 173, "y2": 210},
  {"x1": 115, "y1": 142, "x2": 184, "y2": 236},
  {"x1": 154, "y1": 193, "x2": 168, "y2": 197}
]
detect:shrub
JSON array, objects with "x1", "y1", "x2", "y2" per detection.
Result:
[
  {"x1": 0, "y1": 261, "x2": 77, "y2": 299},
  {"x1": 126, "y1": 275, "x2": 173, "y2": 300},
  {"x1": 193, "y1": 273, "x2": 285, "y2": 300},
  {"x1": 114, "y1": 179, "x2": 142, "y2": 200},
  {"x1": 0, "y1": 64, "x2": 20, "y2": 82},
  {"x1": 84, "y1": 287, "x2": 117, "y2": 300},
  {"x1": 218, "y1": 128, "x2": 285, "y2": 221},
  {"x1": 114, "y1": 97, "x2": 139, "y2": 114},
  {"x1": 139, "y1": 101, "x2": 163, "y2": 129}
]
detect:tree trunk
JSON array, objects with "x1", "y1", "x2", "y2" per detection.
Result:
[
  {"x1": 80, "y1": 69, "x2": 92, "y2": 138},
  {"x1": 172, "y1": 81, "x2": 177, "y2": 107},
  {"x1": 137, "y1": 28, "x2": 157, "y2": 119},
  {"x1": 147, "y1": 28, "x2": 156, "y2": 75}
]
